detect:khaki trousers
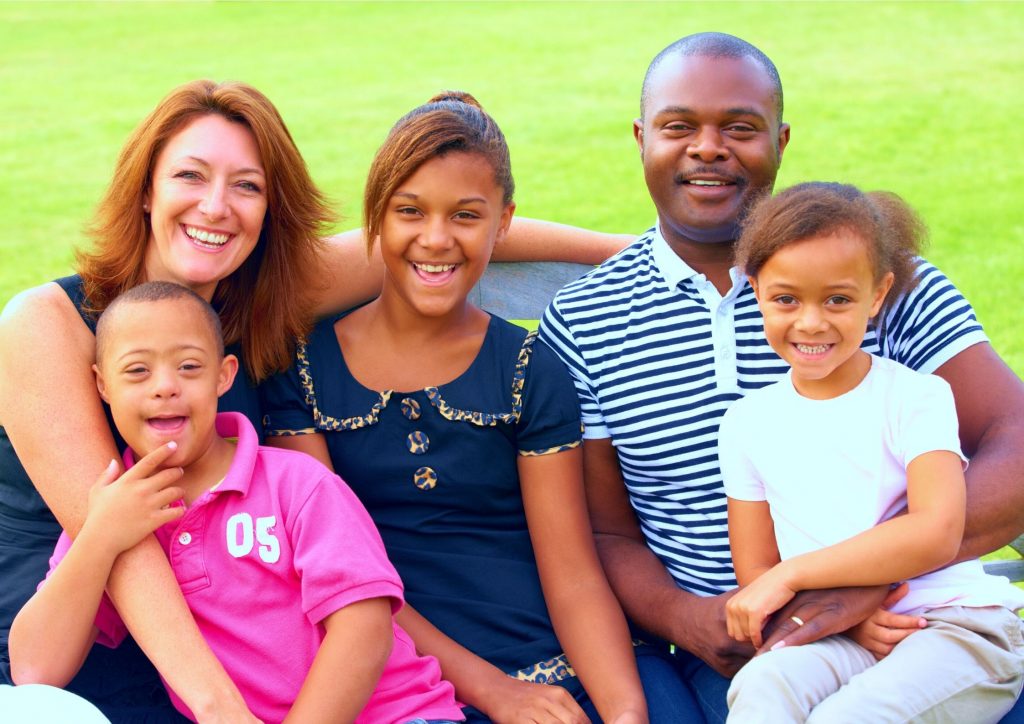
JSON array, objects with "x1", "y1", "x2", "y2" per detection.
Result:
[{"x1": 727, "y1": 606, "x2": 1024, "y2": 723}]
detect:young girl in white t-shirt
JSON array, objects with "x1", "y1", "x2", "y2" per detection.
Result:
[{"x1": 719, "y1": 181, "x2": 1024, "y2": 723}]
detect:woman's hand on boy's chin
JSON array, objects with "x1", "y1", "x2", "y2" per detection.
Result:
[{"x1": 83, "y1": 442, "x2": 185, "y2": 558}]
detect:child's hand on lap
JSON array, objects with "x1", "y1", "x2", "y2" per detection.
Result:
[
  {"x1": 845, "y1": 582, "x2": 926, "y2": 660},
  {"x1": 83, "y1": 442, "x2": 185, "y2": 557},
  {"x1": 726, "y1": 564, "x2": 798, "y2": 649}
]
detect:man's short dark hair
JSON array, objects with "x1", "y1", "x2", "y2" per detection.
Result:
[
  {"x1": 96, "y1": 281, "x2": 225, "y2": 365},
  {"x1": 641, "y1": 32, "x2": 784, "y2": 122}
]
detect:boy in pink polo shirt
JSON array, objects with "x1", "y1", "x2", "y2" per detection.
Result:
[{"x1": 9, "y1": 282, "x2": 463, "y2": 724}]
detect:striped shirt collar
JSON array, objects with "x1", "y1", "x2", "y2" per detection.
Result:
[{"x1": 651, "y1": 222, "x2": 748, "y2": 294}]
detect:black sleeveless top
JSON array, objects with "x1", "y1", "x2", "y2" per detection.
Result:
[{"x1": 0, "y1": 275, "x2": 261, "y2": 721}]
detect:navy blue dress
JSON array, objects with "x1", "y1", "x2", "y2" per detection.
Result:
[
  {"x1": 0, "y1": 275, "x2": 262, "y2": 722},
  {"x1": 261, "y1": 313, "x2": 591, "y2": 713}
]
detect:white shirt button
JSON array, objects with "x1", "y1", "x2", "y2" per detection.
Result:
[{"x1": 178, "y1": 532, "x2": 192, "y2": 545}]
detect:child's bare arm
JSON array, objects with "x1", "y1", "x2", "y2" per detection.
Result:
[
  {"x1": 395, "y1": 586, "x2": 589, "y2": 723},
  {"x1": 775, "y1": 450, "x2": 963, "y2": 588},
  {"x1": 10, "y1": 530, "x2": 109, "y2": 686},
  {"x1": 284, "y1": 597, "x2": 393, "y2": 724},
  {"x1": 728, "y1": 450, "x2": 965, "y2": 646},
  {"x1": 728, "y1": 498, "x2": 781, "y2": 586},
  {"x1": 725, "y1": 498, "x2": 783, "y2": 648},
  {"x1": 10, "y1": 449, "x2": 184, "y2": 685},
  {"x1": 493, "y1": 218, "x2": 633, "y2": 264},
  {"x1": 521, "y1": 448, "x2": 648, "y2": 723}
]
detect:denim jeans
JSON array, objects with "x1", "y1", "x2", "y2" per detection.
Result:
[
  {"x1": 635, "y1": 643, "x2": 728, "y2": 724},
  {"x1": 1004, "y1": 697, "x2": 1024, "y2": 724}
]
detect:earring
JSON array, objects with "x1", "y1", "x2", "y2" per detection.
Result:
[{"x1": 143, "y1": 203, "x2": 150, "y2": 213}]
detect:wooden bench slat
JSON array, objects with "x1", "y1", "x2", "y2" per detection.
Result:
[
  {"x1": 472, "y1": 261, "x2": 592, "y2": 320},
  {"x1": 983, "y1": 559, "x2": 1024, "y2": 582}
]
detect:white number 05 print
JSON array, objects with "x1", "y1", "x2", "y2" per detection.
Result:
[{"x1": 225, "y1": 513, "x2": 281, "y2": 563}]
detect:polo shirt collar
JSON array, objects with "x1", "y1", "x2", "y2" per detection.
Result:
[
  {"x1": 650, "y1": 223, "x2": 748, "y2": 293},
  {"x1": 212, "y1": 412, "x2": 257, "y2": 496}
]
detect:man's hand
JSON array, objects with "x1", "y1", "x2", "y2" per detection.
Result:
[
  {"x1": 671, "y1": 590, "x2": 756, "y2": 677},
  {"x1": 758, "y1": 584, "x2": 890, "y2": 654},
  {"x1": 843, "y1": 583, "x2": 925, "y2": 660}
]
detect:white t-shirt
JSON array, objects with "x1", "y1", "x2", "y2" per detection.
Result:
[{"x1": 719, "y1": 354, "x2": 1024, "y2": 615}]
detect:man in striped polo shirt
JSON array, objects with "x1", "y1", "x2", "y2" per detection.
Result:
[{"x1": 539, "y1": 32, "x2": 1024, "y2": 722}]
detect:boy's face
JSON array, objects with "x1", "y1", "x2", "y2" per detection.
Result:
[{"x1": 95, "y1": 297, "x2": 237, "y2": 470}]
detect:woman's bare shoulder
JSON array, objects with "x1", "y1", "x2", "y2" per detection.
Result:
[{"x1": 0, "y1": 280, "x2": 94, "y2": 350}]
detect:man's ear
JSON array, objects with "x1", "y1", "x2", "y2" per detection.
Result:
[
  {"x1": 93, "y1": 364, "x2": 110, "y2": 403},
  {"x1": 217, "y1": 354, "x2": 240, "y2": 398},
  {"x1": 633, "y1": 118, "x2": 645, "y2": 156},
  {"x1": 776, "y1": 122, "x2": 791, "y2": 164}
]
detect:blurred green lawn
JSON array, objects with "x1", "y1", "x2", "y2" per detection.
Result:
[{"x1": 1, "y1": 2, "x2": 1021, "y2": 568}]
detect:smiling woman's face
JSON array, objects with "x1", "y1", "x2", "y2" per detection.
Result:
[{"x1": 143, "y1": 114, "x2": 268, "y2": 301}]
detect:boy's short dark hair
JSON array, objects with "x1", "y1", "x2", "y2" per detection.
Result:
[{"x1": 96, "y1": 282, "x2": 225, "y2": 364}]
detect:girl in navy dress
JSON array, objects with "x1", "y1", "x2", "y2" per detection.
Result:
[{"x1": 262, "y1": 92, "x2": 647, "y2": 724}]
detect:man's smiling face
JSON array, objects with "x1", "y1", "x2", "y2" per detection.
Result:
[{"x1": 635, "y1": 53, "x2": 790, "y2": 245}]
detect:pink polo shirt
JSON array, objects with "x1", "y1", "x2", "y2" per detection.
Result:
[{"x1": 47, "y1": 412, "x2": 462, "y2": 724}]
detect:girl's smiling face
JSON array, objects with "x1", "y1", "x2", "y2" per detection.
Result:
[
  {"x1": 751, "y1": 230, "x2": 893, "y2": 399},
  {"x1": 379, "y1": 152, "x2": 514, "y2": 320},
  {"x1": 143, "y1": 114, "x2": 268, "y2": 301}
]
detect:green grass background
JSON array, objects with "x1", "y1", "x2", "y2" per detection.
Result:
[{"x1": 1, "y1": 2, "x2": 1021, "y2": 565}]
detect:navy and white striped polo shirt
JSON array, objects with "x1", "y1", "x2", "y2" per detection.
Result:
[{"x1": 538, "y1": 226, "x2": 987, "y2": 596}]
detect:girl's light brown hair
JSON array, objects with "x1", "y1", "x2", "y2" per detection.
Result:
[
  {"x1": 362, "y1": 91, "x2": 513, "y2": 249},
  {"x1": 76, "y1": 79, "x2": 334, "y2": 381},
  {"x1": 736, "y1": 182, "x2": 925, "y2": 319}
]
